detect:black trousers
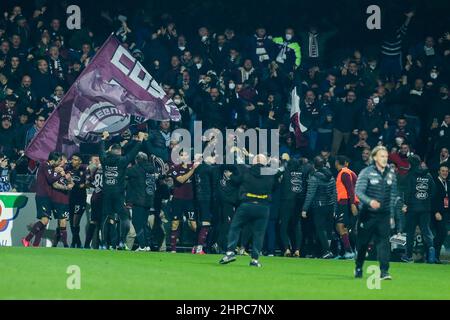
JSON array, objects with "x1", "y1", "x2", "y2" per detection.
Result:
[
  {"x1": 355, "y1": 212, "x2": 390, "y2": 272},
  {"x1": 432, "y1": 215, "x2": 448, "y2": 258},
  {"x1": 312, "y1": 205, "x2": 334, "y2": 255},
  {"x1": 405, "y1": 211, "x2": 434, "y2": 257},
  {"x1": 132, "y1": 206, "x2": 150, "y2": 248},
  {"x1": 227, "y1": 202, "x2": 270, "y2": 260},
  {"x1": 217, "y1": 201, "x2": 235, "y2": 250},
  {"x1": 279, "y1": 198, "x2": 303, "y2": 252}
]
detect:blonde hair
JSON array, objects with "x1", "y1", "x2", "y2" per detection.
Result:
[{"x1": 371, "y1": 146, "x2": 388, "y2": 160}]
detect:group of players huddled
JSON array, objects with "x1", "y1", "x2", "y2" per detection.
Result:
[{"x1": 21, "y1": 130, "x2": 449, "y2": 277}]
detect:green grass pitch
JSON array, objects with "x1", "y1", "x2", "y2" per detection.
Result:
[{"x1": 1, "y1": 247, "x2": 449, "y2": 300}]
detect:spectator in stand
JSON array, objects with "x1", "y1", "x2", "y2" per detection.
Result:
[
  {"x1": 331, "y1": 90, "x2": 359, "y2": 156},
  {"x1": 351, "y1": 148, "x2": 371, "y2": 175}
]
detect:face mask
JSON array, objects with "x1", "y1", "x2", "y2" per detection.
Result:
[
  {"x1": 174, "y1": 99, "x2": 182, "y2": 105},
  {"x1": 440, "y1": 92, "x2": 448, "y2": 99},
  {"x1": 229, "y1": 83, "x2": 236, "y2": 90},
  {"x1": 373, "y1": 97, "x2": 380, "y2": 104},
  {"x1": 201, "y1": 35, "x2": 208, "y2": 42},
  {"x1": 285, "y1": 34, "x2": 293, "y2": 41},
  {"x1": 430, "y1": 72, "x2": 438, "y2": 79},
  {"x1": 196, "y1": 63, "x2": 202, "y2": 69},
  {"x1": 178, "y1": 46, "x2": 186, "y2": 51},
  {"x1": 369, "y1": 63, "x2": 376, "y2": 70}
]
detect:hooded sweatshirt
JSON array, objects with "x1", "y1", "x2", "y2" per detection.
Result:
[
  {"x1": 404, "y1": 166, "x2": 435, "y2": 213},
  {"x1": 126, "y1": 161, "x2": 156, "y2": 208}
]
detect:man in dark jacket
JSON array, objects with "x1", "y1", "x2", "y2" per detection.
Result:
[
  {"x1": 432, "y1": 163, "x2": 449, "y2": 263},
  {"x1": 219, "y1": 155, "x2": 281, "y2": 267},
  {"x1": 402, "y1": 155, "x2": 436, "y2": 263},
  {"x1": 99, "y1": 131, "x2": 144, "y2": 250},
  {"x1": 279, "y1": 155, "x2": 314, "y2": 257},
  {"x1": 331, "y1": 91, "x2": 359, "y2": 156},
  {"x1": 126, "y1": 152, "x2": 156, "y2": 252},
  {"x1": 216, "y1": 165, "x2": 240, "y2": 252},
  {"x1": 301, "y1": 156, "x2": 337, "y2": 259},
  {"x1": 355, "y1": 146, "x2": 398, "y2": 280},
  {"x1": 192, "y1": 156, "x2": 216, "y2": 254}
]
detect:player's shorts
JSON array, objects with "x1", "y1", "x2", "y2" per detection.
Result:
[
  {"x1": 335, "y1": 203, "x2": 355, "y2": 228},
  {"x1": 69, "y1": 198, "x2": 86, "y2": 217},
  {"x1": 36, "y1": 196, "x2": 54, "y2": 220},
  {"x1": 196, "y1": 199, "x2": 212, "y2": 222},
  {"x1": 171, "y1": 198, "x2": 196, "y2": 221},
  {"x1": 102, "y1": 192, "x2": 129, "y2": 221},
  {"x1": 52, "y1": 203, "x2": 70, "y2": 220},
  {"x1": 90, "y1": 193, "x2": 103, "y2": 223}
]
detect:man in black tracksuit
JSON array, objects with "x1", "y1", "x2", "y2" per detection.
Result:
[
  {"x1": 402, "y1": 155, "x2": 436, "y2": 263},
  {"x1": 126, "y1": 152, "x2": 157, "y2": 251},
  {"x1": 432, "y1": 163, "x2": 449, "y2": 263},
  {"x1": 99, "y1": 131, "x2": 144, "y2": 249},
  {"x1": 279, "y1": 155, "x2": 314, "y2": 257},
  {"x1": 219, "y1": 155, "x2": 281, "y2": 267},
  {"x1": 355, "y1": 146, "x2": 397, "y2": 280},
  {"x1": 301, "y1": 156, "x2": 337, "y2": 259},
  {"x1": 215, "y1": 165, "x2": 240, "y2": 252},
  {"x1": 193, "y1": 157, "x2": 215, "y2": 254}
]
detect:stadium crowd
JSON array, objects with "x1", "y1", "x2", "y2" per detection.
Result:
[{"x1": 0, "y1": 2, "x2": 449, "y2": 264}]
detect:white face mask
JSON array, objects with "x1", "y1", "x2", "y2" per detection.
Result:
[
  {"x1": 174, "y1": 99, "x2": 182, "y2": 105},
  {"x1": 201, "y1": 35, "x2": 208, "y2": 42},
  {"x1": 178, "y1": 46, "x2": 186, "y2": 51},
  {"x1": 196, "y1": 63, "x2": 202, "y2": 69},
  {"x1": 285, "y1": 34, "x2": 293, "y2": 41},
  {"x1": 430, "y1": 72, "x2": 438, "y2": 79},
  {"x1": 229, "y1": 83, "x2": 236, "y2": 90},
  {"x1": 369, "y1": 63, "x2": 376, "y2": 70},
  {"x1": 373, "y1": 97, "x2": 380, "y2": 104}
]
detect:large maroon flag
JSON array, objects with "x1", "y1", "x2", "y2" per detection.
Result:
[{"x1": 26, "y1": 35, "x2": 181, "y2": 161}]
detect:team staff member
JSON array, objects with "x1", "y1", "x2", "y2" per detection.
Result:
[
  {"x1": 66, "y1": 154, "x2": 88, "y2": 248},
  {"x1": 169, "y1": 150, "x2": 200, "y2": 253},
  {"x1": 432, "y1": 163, "x2": 449, "y2": 263},
  {"x1": 85, "y1": 155, "x2": 102, "y2": 249},
  {"x1": 301, "y1": 156, "x2": 337, "y2": 259},
  {"x1": 22, "y1": 152, "x2": 64, "y2": 247},
  {"x1": 219, "y1": 155, "x2": 281, "y2": 267},
  {"x1": 355, "y1": 146, "x2": 398, "y2": 280},
  {"x1": 193, "y1": 155, "x2": 216, "y2": 255},
  {"x1": 279, "y1": 154, "x2": 313, "y2": 257},
  {"x1": 100, "y1": 131, "x2": 145, "y2": 250},
  {"x1": 402, "y1": 155, "x2": 436, "y2": 264},
  {"x1": 334, "y1": 156, "x2": 359, "y2": 259},
  {"x1": 215, "y1": 165, "x2": 239, "y2": 252},
  {"x1": 126, "y1": 152, "x2": 157, "y2": 252}
]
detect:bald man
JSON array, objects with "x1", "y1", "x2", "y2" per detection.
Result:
[{"x1": 219, "y1": 155, "x2": 282, "y2": 267}]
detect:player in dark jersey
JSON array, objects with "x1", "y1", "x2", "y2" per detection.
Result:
[
  {"x1": 50, "y1": 154, "x2": 74, "y2": 248},
  {"x1": 85, "y1": 155, "x2": 103, "y2": 249},
  {"x1": 22, "y1": 152, "x2": 64, "y2": 247},
  {"x1": 192, "y1": 155, "x2": 216, "y2": 254},
  {"x1": 66, "y1": 154, "x2": 88, "y2": 248},
  {"x1": 100, "y1": 131, "x2": 144, "y2": 250},
  {"x1": 169, "y1": 150, "x2": 200, "y2": 253}
]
